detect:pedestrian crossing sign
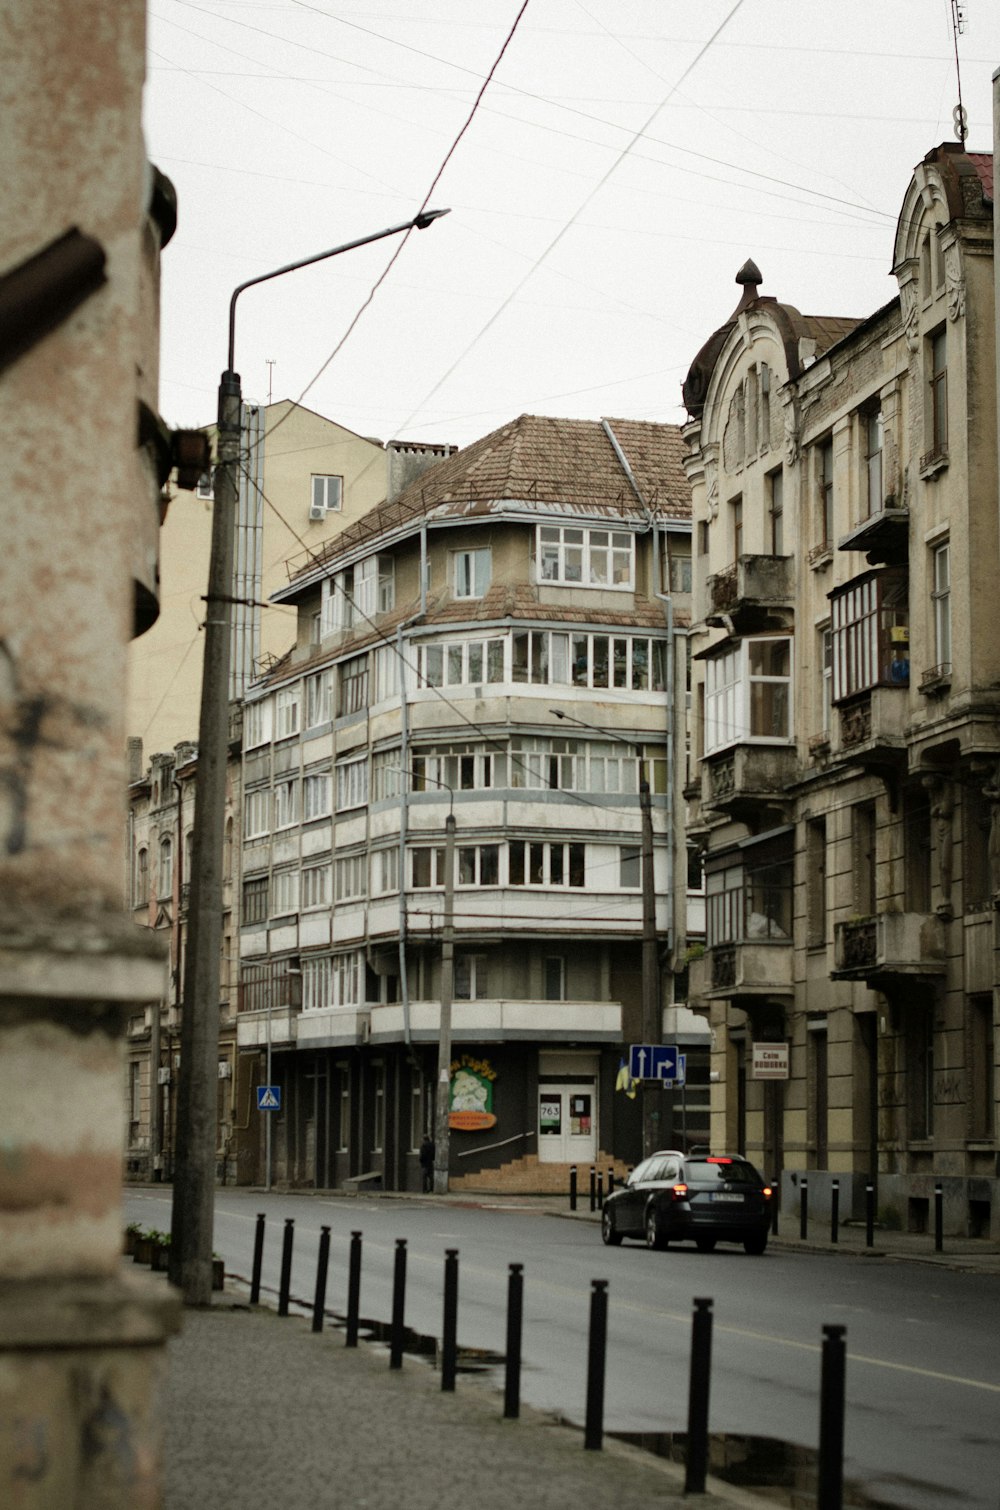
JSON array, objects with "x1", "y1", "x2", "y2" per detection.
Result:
[{"x1": 257, "y1": 1086, "x2": 280, "y2": 1111}]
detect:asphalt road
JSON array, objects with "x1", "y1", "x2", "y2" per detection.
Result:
[{"x1": 127, "y1": 1189, "x2": 1000, "y2": 1510}]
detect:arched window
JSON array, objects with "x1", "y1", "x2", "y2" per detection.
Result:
[
  {"x1": 158, "y1": 837, "x2": 173, "y2": 899},
  {"x1": 135, "y1": 846, "x2": 149, "y2": 906}
]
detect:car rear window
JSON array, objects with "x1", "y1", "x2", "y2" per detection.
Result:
[{"x1": 684, "y1": 1159, "x2": 760, "y2": 1185}]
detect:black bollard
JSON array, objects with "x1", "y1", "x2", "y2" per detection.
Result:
[
  {"x1": 345, "y1": 1230, "x2": 362, "y2": 1348},
  {"x1": 389, "y1": 1238, "x2": 407, "y2": 1370},
  {"x1": 584, "y1": 1279, "x2": 609, "y2": 1451},
  {"x1": 589, "y1": 1166, "x2": 596, "y2": 1214},
  {"x1": 441, "y1": 1249, "x2": 459, "y2": 1392},
  {"x1": 685, "y1": 1297, "x2": 714, "y2": 1494},
  {"x1": 830, "y1": 1180, "x2": 840, "y2": 1245},
  {"x1": 250, "y1": 1212, "x2": 265, "y2": 1305},
  {"x1": 277, "y1": 1218, "x2": 294, "y2": 1317},
  {"x1": 312, "y1": 1225, "x2": 331, "y2": 1333},
  {"x1": 818, "y1": 1324, "x2": 847, "y2": 1510},
  {"x1": 504, "y1": 1263, "x2": 524, "y2": 1420},
  {"x1": 596, "y1": 1170, "x2": 604, "y2": 1210},
  {"x1": 771, "y1": 1177, "x2": 779, "y2": 1236},
  {"x1": 569, "y1": 1164, "x2": 578, "y2": 1212},
  {"x1": 934, "y1": 1182, "x2": 944, "y2": 1253},
  {"x1": 865, "y1": 1180, "x2": 875, "y2": 1248},
  {"x1": 800, "y1": 1176, "x2": 809, "y2": 1241},
  {"x1": 607, "y1": 1167, "x2": 615, "y2": 1196}
]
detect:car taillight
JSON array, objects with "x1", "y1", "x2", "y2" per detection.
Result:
[
  {"x1": 671, "y1": 1183, "x2": 688, "y2": 1201},
  {"x1": 762, "y1": 1185, "x2": 773, "y2": 1200}
]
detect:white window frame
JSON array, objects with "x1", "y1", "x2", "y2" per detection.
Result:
[
  {"x1": 303, "y1": 771, "x2": 331, "y2": 822},
  {"x1": 457, "y1": 843, "x2": 500, "y2": 887},
  {"x1": 274, "y1": 686, "x2": 300, "y2": 741},
  {"x1": 333, "y1": 951, "x2": 362, "y2": 1007},
  {"x1": 619, "y1": 845, "x2": 641, "y2": 889},
  {"x1": 372, "y1": 847, "x2": 400, "y2": 895},
  {"x1": 335, "y1": 756, "x2": 368, "y2": 812},
  {"x1": 418, "y1": 636, "x2": 506, "y2": 689},
  {"x1": 507, "y1": 840, "x2": 586, "y2": 888},
  {"x1": 158, "y1": 837, "x2": 173, "y2": 898},
  {"x1": 334, "y1": 853, "x2": 367, "y2": 901},
  {"x1": 932, "y1": 541, "x2": 951, "y2": 671},
  {"x1": 301, "y1": 862, "x2": 331, "y2": 910},
  {"x1": 302, "y1": 956, "x2": 332, "y2": 1011},
  {"x1": 453, "y1": 547, "x2": 491, "y2": 600},
  {"x1": 305, "y1": 670, "x2": 333, "y2": 728},
  {"x1": 244, "y1": 788, "x2": 270, "y2": 840},
  {"x1": 244, "y1": 698, "x2": 272, "y2": 750},
  {"x1": 704, "y1": 636, "x2": 793, "y2": 756},
  {"x1": 455, "y1": 953, "x2": 490, "y2": 1001},
  {"x1": 373, "y1": 645, "x2": 399, "y2": 702},
  {"x1": 273, "y1": 778, "x2": 299, "y2": 831},
  {"x1": 271, "y1": 867, "x2": 299, "y2": 916},
  {"x1": 537, "y1": 525, "x2": 634, "y2": 589},
  {"x1": 311, "y1": 474, "x2": 342, "y2": 515}
]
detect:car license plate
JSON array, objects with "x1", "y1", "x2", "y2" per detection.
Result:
[{"x1": 711, "y1": 1193, "x2": 743, "y2": 1203}]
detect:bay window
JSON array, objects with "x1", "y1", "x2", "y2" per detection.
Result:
[{"x1": 704, "y1": 636, "x2": 792, "y2": 755}]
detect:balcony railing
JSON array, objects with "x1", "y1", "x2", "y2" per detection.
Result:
[
  {"x1": 706, "y1": 937, "x2": 793, "y2": 998},
  {"x1": 706, "y1": 554, "x2": 793, "y2": 630},
  {"x1": 832, "y1": 912, "x2": 947, "y2": 983},
  {"x1": 703, "y1": 745, "x2": 798, "y2": 820}
]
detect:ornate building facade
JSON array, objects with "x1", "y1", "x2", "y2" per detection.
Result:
[{"x1": 683, "y1": 143, "x2": 999, "y2": 1235}]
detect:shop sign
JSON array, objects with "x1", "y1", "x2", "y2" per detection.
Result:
[
  {"x1": 751, "y1": 1042, "x2": 789, "y2": 1080},
  {"x1": 449, "y1": 1054, "x2": 498, "y2": 1131}
]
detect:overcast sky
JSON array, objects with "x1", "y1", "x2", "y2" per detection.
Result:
[{"x1": 145, "y1": 1, "x2": 1000, "y2": 451}]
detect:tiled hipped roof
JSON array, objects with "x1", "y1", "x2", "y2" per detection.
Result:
[{"x1": 291, "y1": 413, "x2": 690, "y2": 583}]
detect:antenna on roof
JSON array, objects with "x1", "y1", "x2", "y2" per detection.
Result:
[
  {"x1": 950, "y1": 0, "x2": 968, "y2": 145},
  {"x1": 266, "y1": 358, "x2": 276, "y2": 405}
]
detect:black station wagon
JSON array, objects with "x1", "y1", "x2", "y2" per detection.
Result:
[{"x1": 601, "y1": 1151, "x2": 773, "y2": 1254}]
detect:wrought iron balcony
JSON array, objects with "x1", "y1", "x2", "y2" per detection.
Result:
[
  {"x1": 706, "y1": 554, "x2": 794, "y2": 632},
  {"x1": 832, "y1": 912, "x2": 947, "y2": 984},
  {"x1": 703, "y1": 745, "x2": 797, "y2": 823},
  {"x1": 831, "y1": 689, "x2": 908, "y2": 775},
  {"x1": 705, "y1": 937, "x2": 793, "y2": 999}
]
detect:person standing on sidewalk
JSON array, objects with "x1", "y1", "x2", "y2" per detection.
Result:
[{"x1": 419, "y1": 1135, "x2": 435, "y2": 1192}]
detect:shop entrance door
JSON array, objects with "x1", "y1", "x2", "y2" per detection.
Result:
[{"x1": 538, "y1": 1082, "x2": 597, "y2": 1163}]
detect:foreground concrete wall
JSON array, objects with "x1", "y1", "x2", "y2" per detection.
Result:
[{"x1": 1, "y1": 0, "x2": 181, "y2": 1502}]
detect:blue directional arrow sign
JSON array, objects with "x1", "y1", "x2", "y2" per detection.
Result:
[
  {"x1": 257, "y1": 1086, "x2": 281, "y2": 1111},
  {"x1": 628, "y1": 1044, "x2": 679, "y2": 1082}
]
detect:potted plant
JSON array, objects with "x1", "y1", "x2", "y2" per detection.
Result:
[
  {"x1": 124, "y1": 1222, "x2": 143, "y2": 1257},
  {"x1": 133, "y1": 1228, "x2": 155, "y2": 1265},
  {"x1": 149, "y1": 1230, "x2": 171, "y2": 1272}
]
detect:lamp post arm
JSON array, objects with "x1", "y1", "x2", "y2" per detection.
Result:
[{"x1": 227, "y1": 209, "x2": 450, "y2": 371}]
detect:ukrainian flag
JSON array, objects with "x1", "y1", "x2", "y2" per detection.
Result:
[{"x1": 615, "y1": 1058, "x2": 637, "y2": 1099}]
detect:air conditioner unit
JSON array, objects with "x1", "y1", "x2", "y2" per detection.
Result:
[
  {"x1": 157, "y1": 1066, "x2": 170, "y2": 1085},
  {"x1": 309, "y1": 503, "x2": 326, "y2": 521},
  {"x1": 218, "y1": 1061, "x2": 232, "y2": 1080}
]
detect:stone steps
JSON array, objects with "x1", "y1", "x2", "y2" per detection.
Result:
[{"x1": 451, "y1": 1151, "x2": 631, "y2": 1195}]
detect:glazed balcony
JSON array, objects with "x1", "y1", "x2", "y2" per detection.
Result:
[
  {"x1": 706, "y1": 554, "x2": 794, "y2": 632},
  {"x1": 832, "y1": 912, "x2": 947, "y2": 985},
  {"x1": 703, "y1": 745, "x2": 798, "y2": 822}
]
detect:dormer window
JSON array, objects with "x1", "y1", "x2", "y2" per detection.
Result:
[{"x1": 537, "y1": 526, "x2": 633, "y2": 589}]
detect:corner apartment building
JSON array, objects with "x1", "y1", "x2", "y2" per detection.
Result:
[
  {"x1": 124, "y1": 403, "x2": 451, "y2": 1179},
  {"x1": 232, "y1": 413, "x2": 694, "y2": 1192},
  {"x1": 683, "y1": 142, "x2": 999, "y2": 1236}
]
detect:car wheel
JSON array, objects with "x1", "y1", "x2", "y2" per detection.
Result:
[
  {"x1": 695, "y1": 1236, "x2": 717, "y2": 1253},
  {"x1": 601, "y1": 1207, "x2": 623, "y2": 1246},
  {"x1": 644, "y1": 1205, "x2": 667, "y2": 1251},
  {"x1": 743, "y1": 1234, "x2": 767, "y2": 1255}
]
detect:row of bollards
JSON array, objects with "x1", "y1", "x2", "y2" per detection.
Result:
[
  {"x1": 568, "y1": 1164, "x2": 616, "y2": 1215},
  {"x1": 248, "y1": 1213, "x2": 849, "y2": 1500},
  {"x1": 792, "y1": 1176, "x2": 946, "y2": 1254}
]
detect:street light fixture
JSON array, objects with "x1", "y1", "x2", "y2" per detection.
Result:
[
  {"x1": 169, "y1": 209, "x2": 450, "y2": 1304},
  {"x1": 549, "y1": 708, "x2": 662, "y2": 1158}
]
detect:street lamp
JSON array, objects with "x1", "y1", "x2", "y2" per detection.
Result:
[
  {"x1": 550, "y1": 708, "x2": 662, "y2": 1158},
  {"x1": 169, "y1": 209, "x2": 450, "y2": 1304}
]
